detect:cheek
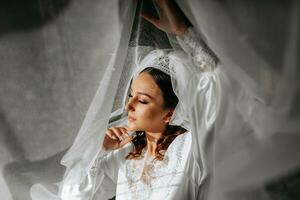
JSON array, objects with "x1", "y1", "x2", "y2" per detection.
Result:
[
  {"x1": 127, "y1": 104, "x2": 166, "y2": 132},
  {"x1": 136, "y1": 105, "x2": 164, "y2": 123}
]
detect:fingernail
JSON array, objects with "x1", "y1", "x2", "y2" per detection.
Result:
[{"x1": 122, "y1": 134, "x2": 129, "y2": 139}]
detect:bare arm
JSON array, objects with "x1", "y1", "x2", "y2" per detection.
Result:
[
  {"x1": 142, "y1": 0, "x2": 218, "y2": 71},
  {"x1": 141, "y1": 0, "x2": 191, "y2": 36}
]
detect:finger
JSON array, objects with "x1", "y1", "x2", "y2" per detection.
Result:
[
  {"x1": 117, "y1": 128, "x2": 127, "y2": 140},
  {"x1": 141, "y1": 12, "x2": 160, "y2": 27},
  {"x1": 106, "y1": 129, "x2": 118, "y2": 140},
  {"x1": 119, "y1": 133, "x2": 134, "y2": 147},
  {"x1": 111, "y1": 127, "x2": 123, "y2": 141},
  {"x1": 120, "y1": 128, "x2": 129, "y2": 139},
  {"x1": 121, "y1": 132, "x2": 133, "y2": 141},
  {"x1": 119, "y1": 127, "x2": 128, "y2": 134}
]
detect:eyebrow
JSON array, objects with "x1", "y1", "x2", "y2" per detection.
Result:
[{"x1": 130, "y1": 88, "x2": 153, "y2": 99}]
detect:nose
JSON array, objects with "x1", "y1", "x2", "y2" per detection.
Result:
[{"x1": 126, "y1": 97, "x2": 135, "y2": 112}]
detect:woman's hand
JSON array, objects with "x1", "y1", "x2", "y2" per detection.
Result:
[
  {"x1": 102, "y1": 127, "x2": 133, "y2": 151},
  {"x1": 142, "y1": 0, "x2": 191, "y2": 35}
]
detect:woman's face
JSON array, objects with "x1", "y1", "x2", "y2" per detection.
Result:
[{"x1": 126, "y1": 72, "x2": 172, "y2": 133}]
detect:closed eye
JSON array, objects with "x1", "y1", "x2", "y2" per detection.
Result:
[
  {"x1": 128, "y1": 93, "x2": 149, "y2": 104},
  {"x1": 138, "y1": 100, "x2": 148, "y2": 104}
]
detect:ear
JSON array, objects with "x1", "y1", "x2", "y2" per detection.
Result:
[{"x1": 163, "y1": 109, "x2": 174, "y2": 123}]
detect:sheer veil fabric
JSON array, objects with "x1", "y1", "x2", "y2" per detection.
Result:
[
  {"x1": 29, "y1": 0, "x2": 300, "y2": 200},
  {"x1": 30, "y1": 1, "x2": 138, "y2": 199},
  {"x1": 176, "y1": 1, "x2": 300, "y2": 199}
]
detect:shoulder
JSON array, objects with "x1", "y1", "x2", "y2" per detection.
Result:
[
  {"x1": 175, "y1": 131, "x2": 191, "y2": 142},
  {"x1": 167, "y1": 131, "x2": 191, "y2": 154},
  {"x1": 163, "y1": 131, "x2": 192, "y2": 171}
]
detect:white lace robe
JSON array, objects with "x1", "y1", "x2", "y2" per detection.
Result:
[{"x1": 60, "y1": 27, "x2": 218, "y2": 200}]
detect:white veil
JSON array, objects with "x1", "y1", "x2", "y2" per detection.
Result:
[
  {"x1": 2, "y1": 0, "x2": 297, "y2": 199},
  {"x1": 176, "y1": 0, "x2": 300, "y2": 199},
  {"x1": 30, "y1": 0, "x2": 139, "y2": 199}
]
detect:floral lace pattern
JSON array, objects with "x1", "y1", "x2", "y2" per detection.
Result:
[
  {"x1": 176, "y1": 27, "x2": 218, "y2": 72},
  {"x1": 116, "y1": 132, "x2": 191, "y2": 200}
]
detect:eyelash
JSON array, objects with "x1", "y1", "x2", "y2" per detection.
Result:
[{"x1": 128, "y1": 94, "x2": 148, "y2": 104}]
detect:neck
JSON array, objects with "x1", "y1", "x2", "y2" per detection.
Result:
[{"x1": 145, "y1": 131, "x2": 163, "y2": 157}]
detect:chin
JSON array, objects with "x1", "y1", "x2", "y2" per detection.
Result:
[
  {"x1": 127, "y1": 122, "x2": 137, "y2": 131},
  {"x1": 127, "y1": 122, "x2": 145, "y2": 132}
]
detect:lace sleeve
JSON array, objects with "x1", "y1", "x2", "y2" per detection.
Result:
[
  {"x1": 176, "y1": 27, "x2": 218, "y2": 72},
  {"x1": 59, "y1": 143, "x2": 133, "y2": 200},
  {"x1": 174, "y1": 27, "x2": 219, "y2": 185},
  {"x1": 92, "y1": 143, "x2": 134, "y2": 197}
]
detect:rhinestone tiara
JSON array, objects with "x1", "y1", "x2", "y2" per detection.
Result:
[{"x1": 151, "y1": 56, "x2": 171, "y2": 76}]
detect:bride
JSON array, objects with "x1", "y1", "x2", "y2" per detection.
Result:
[
  {"x1": 29, "y1": 1, "x2": 300, "y2": 199},
  {"x1": 47, "y1": 0, "x2": 219, "y2": 199},
  {"x1": 73, "y1": 1, "x2": 218, "y2": 199}
]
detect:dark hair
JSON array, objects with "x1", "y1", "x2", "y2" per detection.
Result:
[{"x1": 126, "y1": 67, "x2": 186, "y2": 161}]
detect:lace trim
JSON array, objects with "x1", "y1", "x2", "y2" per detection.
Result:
[
  {"x1": 176, "y1": 27, "x2": 218, "y2": 72},
  {"x1": 89, "y1": 149, "x2": 112, "y2": 178},
  {"x1": 123, "y1": 132, "x2": 190, "y2": 199}
]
